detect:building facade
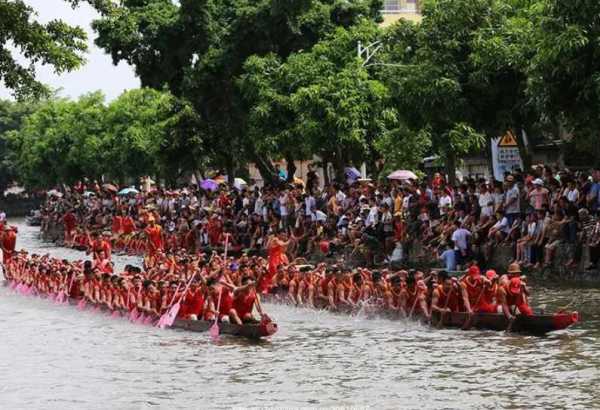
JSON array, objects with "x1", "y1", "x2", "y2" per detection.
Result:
[{"x1": 381, "y1": 0, "x2": 422, "y2": 26}]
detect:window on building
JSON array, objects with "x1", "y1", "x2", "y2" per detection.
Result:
[
  {"x1": 382, "y1": 0, "x2": 418, "y2": 12},
  {"x1": 383, "y1": 0, "x2": 401, "y2": 12}
]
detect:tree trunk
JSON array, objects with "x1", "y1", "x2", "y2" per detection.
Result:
[
  {"x1": 284, "y1": 153, "x2": 297, "y2": 183},
  {"x1": 515, "y1": 127, "x2": 533, "y2": 173},
  {"x1": 322, "y1": 156, "x2": 331, "y2": 187},
  {"x1": 334, "y1": 145, "x2": 346, "y2": 183},
  {"x1": 249, "y1": 152, "x2": 278, "y2": 187},
  {"x1": 446, "y1": 148, "x2": 457, "y2": 186}
]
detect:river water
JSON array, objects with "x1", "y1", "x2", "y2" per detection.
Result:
[{"x1": 0, "y1": 221, "x2": 599, "y2": 410}]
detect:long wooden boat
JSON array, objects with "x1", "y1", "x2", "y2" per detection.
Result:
[
  {"x1": 261, "y1": 288, "x2": 579, "y2": 336},
  {"x1": 3, "y1": 281, "x2": 278, "y2": 340}
]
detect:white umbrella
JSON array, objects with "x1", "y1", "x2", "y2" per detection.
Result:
[
  {"x1": 387, "y1": 170, "x2": 418, "y2": 181},
  {"x1": 234, "y1": 177, "x2": 248, "y2": 190},
  {"x1": 4, "y1": 186, "x2": 25, "y2": 195},
  {"x1": 47, "y1": 189, "x2": 63, "y2": 198},
  {"x1": 118, "y1": 187, "x2": 140, "y2": 196}
]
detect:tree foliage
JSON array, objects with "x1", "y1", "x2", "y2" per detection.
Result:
[
  {"x1": 0, "y1": 0, "x2": 88, "y2": 99},
  {"x1": 88, "y1": 0, "x2": 385, "y2": 183},
  {"x1": 7, "y1": 89, "x2": 182, "y2": 188}
]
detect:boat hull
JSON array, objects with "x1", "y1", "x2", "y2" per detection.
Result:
[
  {"x1": 261, "y1": 289, "x2": 578, "y2": 336},
  {"x1": 3, "y1": 281, "x2": 277, "y2": 340}
]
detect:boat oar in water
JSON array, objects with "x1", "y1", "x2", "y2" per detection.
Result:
[
  {"x1": 77, "y1": 299, "x2": 87, "y2": 310},
  {"x1": 209, "y1": 234, "x2": 230, "y2": 341},
  {"x1": 505, "y1": 307, "x2": 518, "y2": 334},
  {"x1": 156, "y1": 281, "x2": 184, "y2": 329},
  {"x1": 158, "y1": 274, "x2": 197, "y2": 329},
  {"x1": 209, "y1": 288, "x2": 223, "y2": 342},
  {"x1": 436, "y1": 286, "x2": 454, "y2": 328}
]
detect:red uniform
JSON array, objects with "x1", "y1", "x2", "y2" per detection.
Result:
[
  {"x1": 145, "y1": 225, "x2": 163, "y2": 256},
  {"x1": 478, "y1": 283, "x2": 498, "y2": 313},
  {"x1": 63, "y1": 213, "x2": 77, "y2": 239},
  {"x1": 233, "y1": 290, "x2": 256, "y2": 319},
  {"x1": 503, "y1": 279, "x2": 533, "y2": 316},
  {"x1": 91, "y1": 239, "x2": 111, "y2": 261},
  {"x1": 218, "y1": 288, "x2": 234, "y2": 319},
  {"x1": 122, "y1": 217, "x2": 135, "y2": 235},
  {"x1": 2, "y1": 229, "x2": 16, "y2": 263},
  {"x1": 179, "y1": 289, "x2": 205, "y2": 319},
  {"x1": 435, "y1": 285, "x2": 461, "y2": 312},
  {"x1": 462, "y1": 275, "x2": 486, "y2": 312},
  {"x1": 111, "y1": 216, "x2": 123, "y2": 234}
]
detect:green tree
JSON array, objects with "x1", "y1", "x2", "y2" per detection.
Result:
[
  {"x1": 100, "y1": 88, "x2": 176, "y2": 183},
  {"x1": 0, "y1": 0, "x2": 88, "y2": 98},
  {"x1": 8, "y1": 92, "x2": 106, "y2": 187},
  {"x1": 88, "y1": 0, "x2": 384, "y2": 184},
  {"x1": 240, "y1": 21, "x2": 422, "y2": 182},
  {"x1": 529, "y1": 0, "x2": 600, "y2": 164},
  {"x1": 379, "y1": 0, "x2": 536, "y2": 182},
  {"x1": 0, "y1": 98, "x2": 41, "y2": 194}
]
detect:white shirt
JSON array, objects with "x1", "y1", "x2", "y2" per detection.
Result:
[
  {"x1": 305, "y1": 196, "x2": 316, "y2": 216},
  {"x1": 439, "y1": 195, "x2": 452, "y2": 214},
  {"x1": 254, "y1": 197, "x2": 263, "y2": 215},
  {"x1": 566, "y1": 189, "x2": 579, "y2": 203},
  {"x1": 478, "y1": 192, "x2": 494, "y2": 217},
  {"x1": 493, "y1": 217, "x2": 510, "y2": 234},
  {"x1": 279, "y1": 194, "x2": 288, "y2": 216},
  {"x1": 451, "y1": 228, "x2": 471, "y2": 251},
  {"x1": 366, "y1": 206, "x2": 379, "y2": 227},
  {"x1": 504, "y1": 186, "x2": 520, "y2": 214}
]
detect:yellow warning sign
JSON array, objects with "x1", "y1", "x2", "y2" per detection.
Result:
[{"x1": 498, "y1": 130, "x2": 518, "y2": 147}]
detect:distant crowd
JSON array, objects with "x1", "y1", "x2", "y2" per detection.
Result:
[{"x1": 39, "y1": 165, "x2": 600, "y2": 272}]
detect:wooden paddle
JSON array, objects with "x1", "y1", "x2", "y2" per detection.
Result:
[
  {"x1": 505, "y1": 306, "x2": 517, "y2": 334},
  {"x1": 462, "y1": 286, "x2": 486, "y2": 330},
  {"x1": 209, "y1": 287, "x2": 223, "y2": 341},
  {"x1": 209, "y1": 234, "x2": 230, "y2": 340},
  {"x1": 436, "y1": 286, "x2": 454, "y2": 328},
  {"x1": 159, "y1": 273, "x2": 197, "y2": 328},
  {"x1": 408, "y1": 290, "x2": 421, "y2": 320},
  {"x1": 156, "y1": 281, "x2": 183, "y2": 329}
]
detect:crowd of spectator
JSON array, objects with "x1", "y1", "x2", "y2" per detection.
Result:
[{"x1": 39, "y1": 164, "x2": 600, "y2": 273}]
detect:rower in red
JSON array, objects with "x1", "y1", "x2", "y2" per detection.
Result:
[
  {"x1": 206, "y1": 278, "x2": 242, "y2": 325},
  {"x1": 497, "y1": 263, "x2": 533, "y2": 319},
  {"x1": 460, "y1": 265, "x2": 495, "y2": 314},
  {"x1": 431, "y1": 271, "x2": 461, "y2": 314},
  {"x1": 178, "y1": 278, "x2": 205, "y2": 320},
  {"x1": 233, "y1": 277, "x2": 266, "y2": 323}
]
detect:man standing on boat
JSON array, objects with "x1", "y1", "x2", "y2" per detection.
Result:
[
  {"x1": 144, "y1": 216, "x2": 164, "y2": 266},
  {"x1": 497, "y1": 263, "x2": 533, "y2": 319},
  {"x1": 87, "y1": 231, "x2": 111, "y2": 264},
  {"x1": 1, "y1": 225, "x2": 17, "y2": 264}
]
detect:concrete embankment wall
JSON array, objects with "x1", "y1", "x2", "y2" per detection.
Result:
[{"x1": 1, "y1": 198, "x2": 43, "y2": 217}]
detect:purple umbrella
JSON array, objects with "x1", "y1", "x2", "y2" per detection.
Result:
[{"x1": 200, "y1": 179, "x2": 219, "y2": 191}]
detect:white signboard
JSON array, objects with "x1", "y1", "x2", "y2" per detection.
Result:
[{"x1": 491, "y1": 131, "x2": 523, "y2": 181}]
